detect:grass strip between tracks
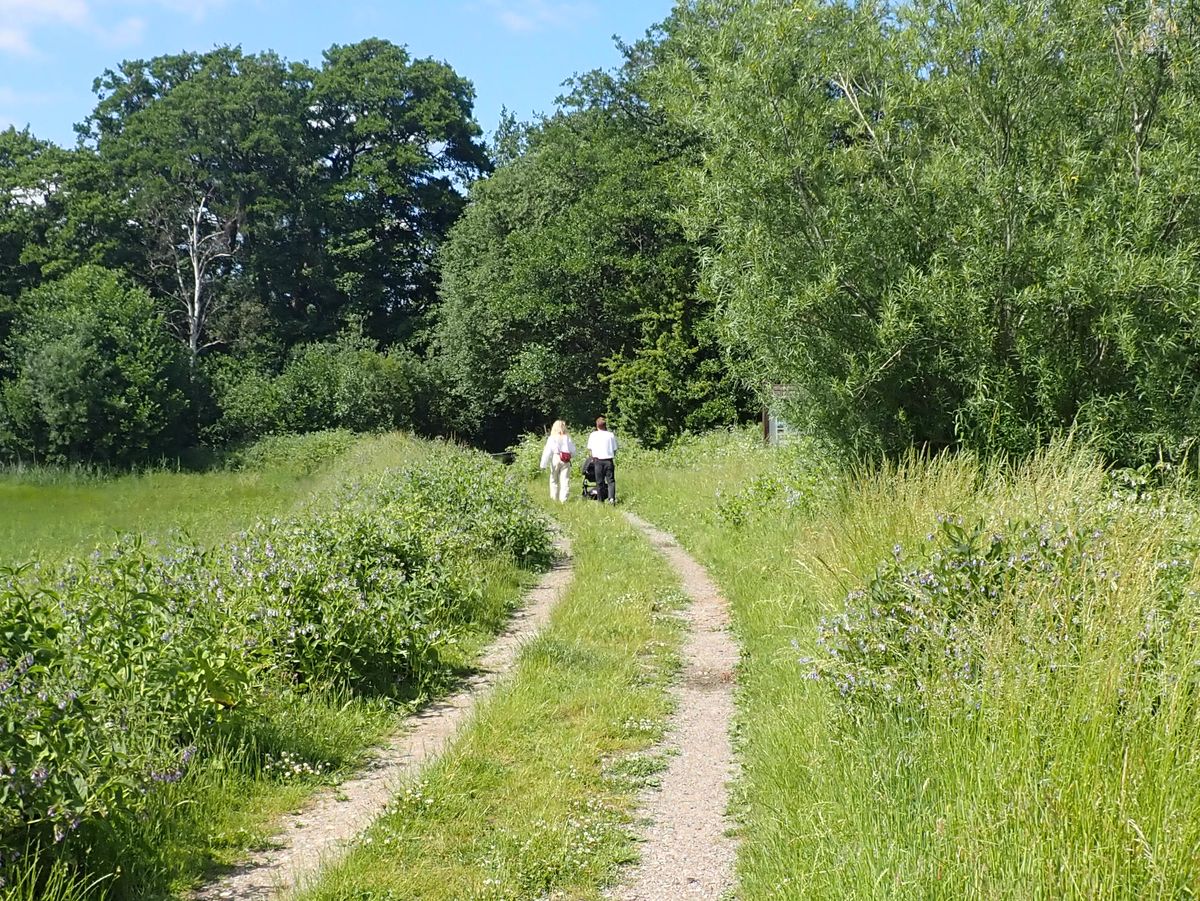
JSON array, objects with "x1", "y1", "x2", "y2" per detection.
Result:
[{"x1": 297, "y1": 496, "x2": 686, "y2": 901}]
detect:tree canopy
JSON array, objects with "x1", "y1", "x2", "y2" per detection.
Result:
[
  {"x1": 6, "y1": 4, "x2": 1199, "y2": 464},
  {"x1": 434, "y1": 40, "x2": 749, "y2": 446},
  {"x1": 661, "y1": 0, "x2": 1200, "y2": 462}
]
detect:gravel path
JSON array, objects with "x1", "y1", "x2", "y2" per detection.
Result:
[
  {"x1": 610, "y1": 512, "x2": 739, "y2": 900},
  {"x1": 194, "y1": 536, "x2": 574, "y2": 901}
]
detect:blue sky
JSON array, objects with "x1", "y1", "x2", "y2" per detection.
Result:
[{"x1": 0, "y1": 0, "x2": 676, "y2": 148}]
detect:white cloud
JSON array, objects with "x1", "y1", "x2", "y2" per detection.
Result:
[
  {"x1": 0, "y1": 27, "x2": 34, "y2": 55},
  {"x1": 112, "y1": 0, "x2": 232, "y2": 25},
  {"x1": 0, "y1": 0, "x2": 92, "y2": 28},
  {"x1": 0, "y1": 84, "x2": 61, "y2": 133},
  {"x1": 98, "y1": 14, "x2": 147, "y2": 47},
  {"x1": 480, "y1": 0, "x2": 596, "y2": 34},
  {"x1": 0, "y1": 0, "x2": 189, "y2": 57}
]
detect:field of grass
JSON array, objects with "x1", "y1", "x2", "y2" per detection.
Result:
[
  {"x1": 14, "y1": 424, "x2": 1200, "y2": 900},
  {"x1": 296, "y1": 496, "x2": 687, "y2": 901},
  {"x1": 624, "y1": 430, "x2": 1200, "y2": 900},
  {"x1": 0, "y1": 431, "x2": 379, "y2": 563}
]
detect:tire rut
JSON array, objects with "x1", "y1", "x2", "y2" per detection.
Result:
[
  {"x1": 194, "y1": 536, "x2": 574, "y2": 901},
  {"x1": 609, "y1": 511, "x2": 739, "y2": 900}
]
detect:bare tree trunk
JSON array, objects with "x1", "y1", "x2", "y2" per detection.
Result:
[{"x1": 150, "y1": 188, "x2": 236, "y2": 368}]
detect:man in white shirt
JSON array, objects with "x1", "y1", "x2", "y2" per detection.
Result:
[{"x1": 586, "y1": 416, "x2": 618, "y2": 504}]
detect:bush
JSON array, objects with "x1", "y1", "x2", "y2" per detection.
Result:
[
  {"x1": 812, "y1": 515, "x2": 1107, "y2": 715},
  {"x1": 202, "y1": 354, "x2": 282, "y2": 445},
  {"x1": 0, "y1": 544, "x2": 253, "y2": 852},
  {"x1": 0, "y1": 266, "x2": 190, "y2": 466},
  {"x1": 206, "y1": 332, "x2": 433, "y2": 443}
]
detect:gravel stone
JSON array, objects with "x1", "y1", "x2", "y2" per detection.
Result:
[{"x1": 608, "y1": 512, "x2": 739, "y2": 900}]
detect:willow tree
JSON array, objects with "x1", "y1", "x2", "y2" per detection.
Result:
[{"x1": 664, "y1": 0, "x2": 1200, "y2": 462}]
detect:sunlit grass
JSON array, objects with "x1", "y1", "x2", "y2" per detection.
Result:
[{"x1": 0, "y1": 432, "x2": 431, "y2": 564}]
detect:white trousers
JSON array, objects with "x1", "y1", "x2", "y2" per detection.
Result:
[{"x1": 548, "y1": 459, "x2": 570, "y2": 502}]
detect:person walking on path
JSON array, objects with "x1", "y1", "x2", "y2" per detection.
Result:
[
  {"x1": 539, "y1": 420, "x2": 576, "y2": 503},
  {"x1": 586, "y1": 416, "x2": 618, "y2": 504}
]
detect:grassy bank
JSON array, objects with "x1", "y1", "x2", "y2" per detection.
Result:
[
  {"x1": 295, "y1": 497, "x2": 686, "y2": 901},
  {"x1": 0, "y1": 431, "x2": 373, "y2": 564},
  {"x1": 624, "y1": 430, "x2": 1200, "y2": 900},
  {"x1": 2, "y1": 434, "x2": 551, "y2": 900}
]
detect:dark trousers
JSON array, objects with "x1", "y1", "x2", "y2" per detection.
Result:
[{"x1": 593, "y1": 457, "x2": 615, "y2": 503}]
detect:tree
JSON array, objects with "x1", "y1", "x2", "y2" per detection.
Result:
[
  {"x1": 84, "y1": 47, "x2": 313, "y2": 365},
  {"x1": 0, "y1": 128, "x2": 53, "y2": 371},
  {"x1": 81, "y1": 40, "x2": 490, "y2": 359},
  {"x1": 307, "y1": 39, "x2": 491, "y2": 343},
  {"x1": 435, "y1": 36, "x2": 748, "y2": 447},
  {"x1": 0, "y1": 266, "x2": 190, "y2": 465},
  {"x1": 663, "y1": 0, "x2": 1200, "y2": 463}
]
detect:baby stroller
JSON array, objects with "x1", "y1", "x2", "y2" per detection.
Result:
[{"x1": 581, "y1": 457, "x2": 605, "y2": 501}]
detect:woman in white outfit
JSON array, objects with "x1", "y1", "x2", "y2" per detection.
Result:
[{"x1": 539, "y1": 420, "x2": 576, "y2": 503}]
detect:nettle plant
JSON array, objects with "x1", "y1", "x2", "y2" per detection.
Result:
[{"x1": 810, "y1": 509, "x2": 1200, "y2": 719}]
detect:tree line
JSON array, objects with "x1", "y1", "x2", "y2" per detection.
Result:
[{"x1": 3, "y1": 0, "x2": 1198, "y2": 467}]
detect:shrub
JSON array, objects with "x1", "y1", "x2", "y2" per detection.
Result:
[
  {"x1": 0, "y1": 266, "x2": 190, "y2": 466},
  {"x1": 0, "y1": 545, "x2": 252, "y2": 853},
  {"x1": 206, "y1": 333, "x2": 432, "y2": 443},
  {"x1": 202, "y1": 354, "x2": 282, "y2": 445},
  {"x1": 274, "y1": 335, "x2": 409, "y2": 434},
  {"x1": 709, "y1": 435, "x2": 835, "y2": 526},
  {"x1": 812, "y1": 515, "x2": 1104, "y2": 715}
]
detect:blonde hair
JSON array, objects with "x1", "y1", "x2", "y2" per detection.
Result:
[{"x1": 550, "y1": 419, "x2": 568, "y2": 437}]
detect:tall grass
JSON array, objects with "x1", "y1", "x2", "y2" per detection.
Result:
[{"x1": 625, "y1": 431, "x2": 1200, "y2": 899}]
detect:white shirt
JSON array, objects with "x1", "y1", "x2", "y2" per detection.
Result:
[
  {"x1": 540, "y1": 433, "x2": 576, "y2": 469},
  {"x1": 586, "y1": 429, "x2": 617, "y2": 459}
]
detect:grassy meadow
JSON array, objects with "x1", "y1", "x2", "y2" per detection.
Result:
[
  {"x1": 10, "y1": 424, "x2": 1200, "y2": 900},
  {"x1": 0, "y1": 431, "x2": 373, "y2": 563},
  {"x1": 623, "y1": 430, "x2": 1200, "y2": 900}
]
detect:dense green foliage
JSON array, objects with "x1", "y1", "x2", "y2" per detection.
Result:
[
  {"x1": 0, "y1": 439, "x2": 550, "y2": 895},
  {"x1": 626, "y1": 430, "x2": 1200, "y2": 897},
  {"x1": 0, "y1": 38, "x2": 490, "y2": 463},
  {"x1": 81, "y1": 40, "x2": 488, "y2": 353},
  {"x1": 8, "y1": 1, "x2": 1200, "y2": 463},
  {"x1": 205, "y1": 332, "x2": 431, "y2": 444},
  {"x1": 435, "y1": 55, "x2": 750, "y2": 447},
  {"x1": 662, "y1": 0, "x2": 1200, "y2": 463},
  {"x1": 0, "y1": 266, "x2": 190, "y2": 465}
]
